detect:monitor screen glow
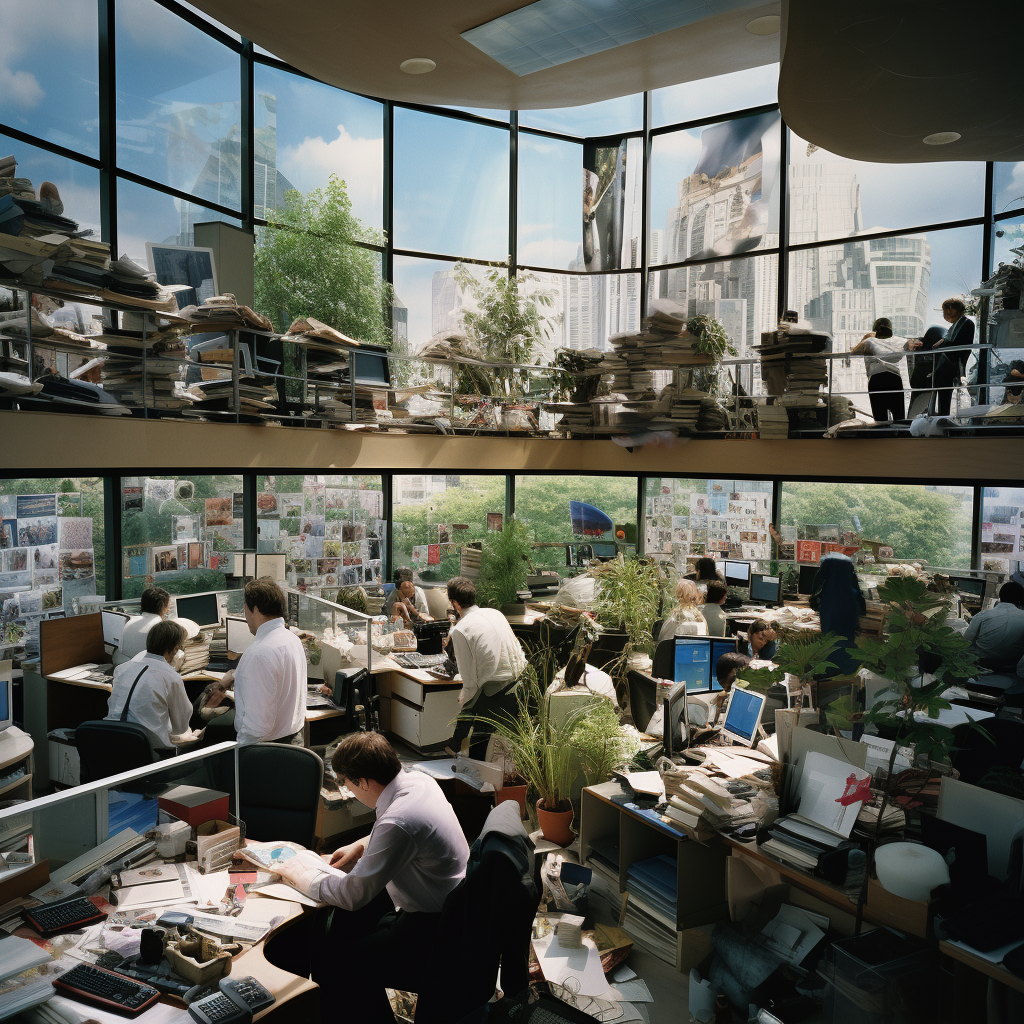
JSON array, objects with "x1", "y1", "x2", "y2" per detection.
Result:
[
  {"x1": 709, "y1": 637, "x2": 739, "y2": 692},
  {"x1": 673, "y1": 637, "x2": 712, "y2": 691},
  {"x1": 0, "y1": 672, "x2": 11, "y2": 732},
  {"x1": 721, "y1": 687, "x2": 766, "y2": 747},
  {"x1": 721, "y1": 560, "x2": 750, "y2": 587},
  {"x1": 749, "y1": 573, "x2": 781, "y2": 605}
]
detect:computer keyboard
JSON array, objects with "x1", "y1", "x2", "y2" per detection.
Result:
[
  {"x1": 188, "y1": 976, "x2": 275, "y2": 1024},
  {"x1": 392, "y1": 652, "x2": 447, "y2": 669},
  {"x1": 53, "y1": 963, "x2": 161, "y2": 1016},
  {"x1": 23, "y1": 896, "x2": 107, "y2": 936}
]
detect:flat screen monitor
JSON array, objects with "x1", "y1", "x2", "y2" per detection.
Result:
[
  {"x1": 255, "y1": 553, "x2": 287, "y2": 582},
  {"x1": 663, "y1": 682, "x2": 690, "y2": 758},
  {"x1": 721, "y1": 560, "x2": 750, "y2": 588},
  {"x1": 590, "y1": 542, "x2": 618, "y2": 558},
  {"x1": 798, "y1": 563, "x2": 819, "y2": 596},
  {"x1": 673, "y1": 637, "x2": 713, "y2": 691},
  {"x1": 709, "y1": 637, "x2": 739, "y2": 692},
  {"x1": 225, "y1": 615, "x2": 257, "y2": 656},
  {"x1": 949, "y1": 575, "x2": 985, "y2": 601},
  {"x1": 721, "y1": 687, "x2": 767, "y2": 748},
  {"x1": 352, "y1": 348, "x2": 391, "y2": 387},
  {"x1": 749, "y1": 573, "x2": 782, "y2": 606},
  {"x1": 174, "y1": 592, "x2": 220, "y2": 629},
  {"x1": 102, "y1": 610, "x2": 130, "y2": 646}
]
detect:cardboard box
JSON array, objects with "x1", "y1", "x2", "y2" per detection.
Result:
[
  {"x1": 158, "y1": 786, "x2": 229, "y2": 828},
  {"x1": 196, "y1": 819, "x2": 241, "y2": 874}
]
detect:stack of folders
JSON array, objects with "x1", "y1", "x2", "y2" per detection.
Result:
[
  {"x1": 663, "y1": 773, "x2": 762, "y2": 837},
  {"x1": 625, "y1": 854, "x2": 677, "y2": 922},
  {"x1": 0, "y1": 936, "x2": 55, "y2": 1019},
  {"x1": 660, "y1": 793, "x2": 715, "y2": 842},
  {"x1": 761, "y1": 816, "x2": 853, "y2": 873}
]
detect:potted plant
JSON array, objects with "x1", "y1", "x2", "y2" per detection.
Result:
[
  {"x1": 735, "y1": 631, "x2": 849, "y2": 706},
  {"x1": 490, "y1": 736, "x2": 529, "y2": 819},
  {"x1": 591, "y1": 556, "x2": 661, "y2": 679},
  {"x1": 476, "y1": 517, "x2": 531, "y2": 611}
]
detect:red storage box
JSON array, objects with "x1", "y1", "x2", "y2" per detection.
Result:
[{"x1": 158, "y1": 786, "x2": 229, "y2": 827}]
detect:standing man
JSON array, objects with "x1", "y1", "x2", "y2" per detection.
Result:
[
  {"x1": 933, "y1": 298, "x2": 976, "y2": 415},
  {"x1": 218, "y1": 578, "x2": 306, "y2": 745},
  {"x1": 116, "y1": 586, "x2": 170, "y2": 664},
  {"x1": 446, "y1": 576, "x2": 526, "y2": 758}
]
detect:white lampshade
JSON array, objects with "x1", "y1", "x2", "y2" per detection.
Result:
[{"x1": 874, "y1": 842, "x2": 949, "y2": 901}]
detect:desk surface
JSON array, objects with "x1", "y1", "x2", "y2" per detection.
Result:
[{"x1": 940, "y1": 940, "x2": 1024, "y2": 995}]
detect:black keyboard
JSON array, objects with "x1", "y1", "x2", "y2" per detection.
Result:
[
  {"x1": 393, "y1": 652, "x2": 447, "y2": 669},
  {"x1": 23, "y1": 896, "x2": 107, "y2": 936},
  {"x1": 188, "y1": 976, "x2": 275, "y2": 1024},
  {"x1": 53, "y1": 963, "x2": 161, "y2": 1017}
]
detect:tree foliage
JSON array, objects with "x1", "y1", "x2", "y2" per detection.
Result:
[{"x1": 254, "y1": 175, "x2": 392, "y2": 344}]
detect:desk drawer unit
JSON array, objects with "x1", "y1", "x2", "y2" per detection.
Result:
[{"x1": 390, "y1": 687, "x2": 461, "y2": 748}]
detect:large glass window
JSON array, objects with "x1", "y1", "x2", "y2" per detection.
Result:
[
  {"x1": 393, "y1": 108, "x2": 509, "y2": 261},
  {"x1": 993, "y1": 163, "x2": 1024, "y2": 217},
  {"x1": 652, "y1": 65, "x2": 779, "y2": 129},
  {"x1": 120, "y1": 475, "x2": 242, "y2": 598},
  {"x1": 0, "y1": 0, "x2": 99, "y2": 159},
  {"x1": 980, "y1": 487, "x2": 1024, "y2": 575},
  {"x1": 518, "y1": 95, "x2": 643, "y2": 138},
  {"x1": 515, "y1": 475, "x2": 637, "y2": 572},
  {"x1": 517, "y1": 132, "x2": 583, "y2": 271},
  {"x1": 780, "y1": 483, "x2": 973, "y2": 569},
  {"x1": 392, "y1": 476, "x2": 506, "y2": 583},
  {"x1": 115, "y1": 0, "x2": 241, "y2": 210}
]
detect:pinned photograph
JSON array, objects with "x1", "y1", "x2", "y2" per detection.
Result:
[
  {"x1": 16, "y1": 493, "x2": 57, "y2": 518},
  {"x1": 60, "y1": 549, "x2": 95, "y2": 579},
  {"x1": 152, "y1": 546, "x2": 181, "y2": 573},
  {"x1": 0, "y1": 495, "x2": 15, "y2": 519},
  {"x1": 3, "y1": 548, "x2": 28, "y2": 572},
  {"x1": 0, "y1": 520, "x2": 14, "y2": 549},
  {"x1": 31, "y1": 544, "x2": 59, "y2": 571},
  {"x1": 18, "y1": 516, "x2": 58, "y2": 547},
  {"x1": 205, "y1": 497, "x2": 233, "y2": 526},
  {"x1": 59, "y1": 517, "x2": 93, "y2": 551},
  {"x1": 172, "y1": 515, "x2": 200, "y2": 543}
]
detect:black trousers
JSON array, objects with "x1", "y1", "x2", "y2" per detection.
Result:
[
  {"x1": 450, "y1": 685, "x2": 521, "y2": 759},
  {"x1": 264, "y1": 889, "x2": 441, "y2": 1024},
  {"x1": 867, "y1": 370, "x2": 905, "y2": 422},
  {"x1": 933, "y1": 359, "x2": 961, "y2": 416}
]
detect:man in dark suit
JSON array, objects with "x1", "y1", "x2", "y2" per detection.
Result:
[{"x1": 932, "y1": 297, "x2": 976, "y2": 415}]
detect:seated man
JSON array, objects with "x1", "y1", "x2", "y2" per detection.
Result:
[
  {"x1": 106, "y1": 619, "x2": 194, "y2": 752},
  {"x1": 711, "y1": 651, "x2": 750, "y2": 726},
  {"x1": 964, "y1": 582, "x2": 1024, "y2": 672},
  {"x1": 700, "y1": 582, "x2": 729, "y2": 637},
  {"x1": 269, "y1": 732, "x2": 470, "y2": 1024},
  {"x1": 446, "y1": 576, "x2": 527, "y2": 759},
  {"x1": 115, "y1": 586, "x2": 170, "y2": 664},
  {"x1": 385, "y1": 571, "x2": 432, "y2": 626}
]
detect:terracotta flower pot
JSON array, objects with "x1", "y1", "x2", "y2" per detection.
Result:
[
  {"x1": 536, "y1": 798, "x2": 574, "y2": 846},
  {"x1": 495, "y1": 783, "x2": 528, "y2": 819}
]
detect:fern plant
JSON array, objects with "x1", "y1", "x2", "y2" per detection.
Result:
[{"x1": 476, "y1": 516, "x2": 531, "y2": 609}]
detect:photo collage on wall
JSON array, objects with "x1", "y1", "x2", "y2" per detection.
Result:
[
  {"x1": 121, "y1": 478, "x2": 243, "y2": 583},
  {"x1": 980, "y1": 505, "x2": 1022, "y2": 573},
  {"x1": 256, "y1": 477, "x2": 385, "y2": 595},
  {"x1": 644, "y1": 480, "x2": 772, "y2": 570}
]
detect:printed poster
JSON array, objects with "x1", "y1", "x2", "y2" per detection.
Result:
[{"x1": 795, "y1": 540, "x2": 821, "y2": 564}]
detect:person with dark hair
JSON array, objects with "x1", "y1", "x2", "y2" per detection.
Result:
[
  {"x1": 907, "y1": 325, "x2": 948, "y2": 418},
  {"x1": 744, "y1": 618, "x2": 778, "y2": 661},
  {"x1": 267, "y1": 732, "x2": 469, "y2": 1024},
  {"x1": 933, "y1": 298, "x2": 976, "y2": 416},
  {"x1": 695, "y1": 557, "x2": 722, "y2": 584},
  {"x1": 711, "y1": 651, "x2": 750, "y2": 725},
  {"x1": 116, "y1": 586, "x2": 171, "y2": 664},
  {"x1": 217, "y1": 577, "x2": 305, "y2": 745},
  {"x1": 700, "y1": 582, "x2": 729, "y2": 637},
  {"x1": 851, "y1": 317, "x2": 922, "y2": 422},
  {"x1": 809, "y1": 553, "x2": 866, "y2": 676},
  {"x1": 446, "y1": 575, "x2": 527, "y2": 758},
  {"x1": 964, "y1": 581, "x2": 1024, "y2": 671},
  {"x1": 106, "y1": 619, "x2": 193, "y2": 751},
  {"x1": 1001, "y1": 360, "x2": 1024, "y2": 404}
]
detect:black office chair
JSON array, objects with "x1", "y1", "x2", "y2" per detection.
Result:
[
  {"x1": 950, "y1": 717, "x2": 1024, "y2": 787},
  {"x1": 238, "y1": 744, "x2": 324, "y2": 849},
  {"x1": 75, "y1": 720, "x2": 157, "y2": 783},
  {"x1": 652, "y1": 638, "x2": 676, "y2": 679}
]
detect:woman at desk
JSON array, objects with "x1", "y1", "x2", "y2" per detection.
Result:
[
  {"x1": 809, "y1": 553, "x2": 866, "y2": 676},
  {"x1": 106, "y1": 619, "x2": 194, "y2": 753},
  {"x1": 743, "y1": 619, "x2": 778, "y2": 661},
  {"x1": 657, "y1": 579, "x2": 708, "y2": 644}
]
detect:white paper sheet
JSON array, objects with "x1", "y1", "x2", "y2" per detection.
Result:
[{"x1": 532, "y1": 932, "x2": 613, "y2": 998}]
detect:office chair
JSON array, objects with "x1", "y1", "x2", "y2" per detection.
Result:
[
  {"x1": 238, "y1": 744, "x2": 324, "y2": 849},
  {"x1": 75, "y1": 720, "x2": 158, "y2": 783},
  {"x1": 950, "y1": 717, "x2": 1024, "y2": 787},
  {"x1": 626, "y1": 669, "x2": 660, "y2": 734}
]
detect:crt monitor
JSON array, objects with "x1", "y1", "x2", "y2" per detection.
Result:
[
  {"x1": 673, "y1": 637, "x2": 713, "y2": 691},
  {"x1": 663, "y1": 682, "x2": 690, "y2": 759},
  {"x1": 721, "y1": 560, "x2": 751, "y2": 588},
  {"x1": 709, "y1": 637, "x2": 739, "y2": 692},
  {"x1": 720, "y1": 687, "x2": 767, "y2": 748},
  {"x1": 0, "y1": 670, "x2": 10, "y2": 732},
  {"x1": 949, "y1": 575, "x2": 985, "y2": 601},
  {"x1": 174, "y1": 592, "x2": 220, "y2": 628},
  {"x1": 225, "y1": 615, "x2": 257, "y2": 656},
  {"x1": 749, "y1": 573, "x2": 782, "y2": 606},
  {"x1": 798, "y1": 563, "x2": 819, "y2": 596},
  {"x1": 590, "y1": 542, "x2": 618, "y2": 559},
  {"x1": 351, "y1": 347, "x2": 391, "y2": 387}
]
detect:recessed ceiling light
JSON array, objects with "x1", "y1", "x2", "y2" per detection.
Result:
[
  {"x1": 923, "y1": 131, "x2": 961, "y2": 145},
  {"x1": 400, "y1": 58, "x2": 436, "y2": 74},
  {"x1": 745, "y1": 15, "x2": 780, "y2": 35}
]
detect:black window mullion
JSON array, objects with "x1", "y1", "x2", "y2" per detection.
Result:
[
  {"x1": 776, "y1": 119, "x2": 789, "y2": 320},
  {"x1": 508, "y1": 110, "x2": 518, "y2": 275},
  {"x1": 383, "y1": 473, "x2": 394, "y2": 581},
  {"x1": 98, "y1": 0, "x2": 117, "y2": 255},
  {"x1": 241, "y1": 39, "x2": 255, "y2": 233},
  {"x1": 104, "y1": 475, "x2": 122, "y2": 601},
  {"x1": 384, "y1": 101, "x2": 394, "y2": 288},
  {"x1": 640, "y1": 90, "x2": 651, "y2": 316}
]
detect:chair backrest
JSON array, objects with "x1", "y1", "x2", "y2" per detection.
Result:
[
  {"x1": 950, "y1": 717, "x2": 1024, "y2": 786},
  {"x1": 238, "y1": 744, "x2": 324, "y2": 849},
  {"x1": 626, "y1": 669, "x2": 660, "y2": 734},
  {"x1": 423, "y1": 586, "x2": 451, "y2": 620},
  {"x1": 652, "y1": 638, "x2": 676, "y2": 679},
  {"x1": 76, "y1": 720, "x2": 156, "y2": 783}
]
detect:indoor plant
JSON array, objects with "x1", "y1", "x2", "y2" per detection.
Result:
[
  {"x1": 476, "y1": 516, "x2": 532, "y2": 610},
  {"x1": 591, "y1": 556, "x2": 662, "y2": 679}
]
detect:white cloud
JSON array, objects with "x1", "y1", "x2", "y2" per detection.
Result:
[
  {"x1": 517, "y1": 238, "x2": 580, "y2": 269},
  {"x1": 279, "y1": 124, "x2": 383, "y2": 227},
  {"x1": 0, "y1": 65, "x2": 43, "y2": 109},
  {"x1": 519, "y1": 222, "x2": 554, "y2": 236}
]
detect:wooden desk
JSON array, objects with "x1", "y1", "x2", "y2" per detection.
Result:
[
  {"x1": 44, "y1": 671, "x2": 112, "y2": 731},
  {"x1": 41, "y1": 613, "x2": 111, "y2": 732},
  {"x1": 940, "y1": 940, "x2": 1024, "y2": 996}
]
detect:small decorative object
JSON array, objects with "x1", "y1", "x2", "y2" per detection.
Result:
[
  {"x1": 874, "y1": 842, "x2": 949, "y2": 901},
  {"x1": 555, "y1": 913, "x2": 584, "y2": 949}
]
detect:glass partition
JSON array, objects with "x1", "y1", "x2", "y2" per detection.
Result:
[{"x1": 284, "y1": 587, "x2": 375, "y2": 677}]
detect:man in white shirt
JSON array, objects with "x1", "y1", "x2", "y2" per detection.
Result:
[
  {"x1": 106, "y1": 619, "x2": 194, "y2": 752},
  {"x1": 115, "y1": 586, "x2": 170, "y2": 665},
  {"x1": 446, "y1": 576, "x2": 527, "y2": 758},
  {"x1": 700, "y1": 581, "x2": 729, "y2": 637},
  {"x1": 384, "y1": 571, "x2": 432, "y2": 625},
  {"x1": 268, "y1": 732, "x2": 469, "y2": 1023},
  {"x1": 218, "y1": 578, "x2": 306, "y2": 745}
]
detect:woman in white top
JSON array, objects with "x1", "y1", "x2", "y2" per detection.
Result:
[
  {"x1": 657, "y1": 579, "x2": 708, "y2": 644},
  {"x1": 115, "y1": 585, "x2": 170, "y2": 664},
  {"x1": 851, "y1": 317, "x2": 921, "y2": 422}
]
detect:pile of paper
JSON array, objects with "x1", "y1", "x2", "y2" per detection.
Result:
[
  {"x1": 756, "y1": 401, "x2": 790, "y2": 438},
  {"x1": 97, "y1": 323, "x2": 192, "y2": 412},
  {"x1": 185, "y1": 376, "x2": 279, "y2": 419},
  {"x1": 756, "y1": 324, "x2": 831, "y2": 407},
  {"x1": 179, "y1": 294, "x2": 273, "y2": 333}
]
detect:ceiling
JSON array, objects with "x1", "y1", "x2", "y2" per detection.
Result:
[
  {"x1": 190, "y1": 0, "x2": 781, "y2": 110},
  {"x1": 778, "y1": 0, "x2": 1024, "y2": 162}
]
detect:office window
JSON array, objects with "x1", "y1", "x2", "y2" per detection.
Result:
[
  {"x1": 518, "y1": 132, "x2": 583, "y2": 271},
  {"x1": 788, "y1": 131, "x2": 984, "y2": 245},
  {"x1": 515, "y1": 475, "x2": 637, "y2": 572},
  {"x1": 652, "y1": 64, "x2": 779, "y2": 129},
  {"x1": 120, "y1": 475, "x2": 242, "y2": 598},
  {"x1": 115, "y1": 0, "x2": 242, "y2": 210},
  {"x1": 439, "y1": 105, "x2": 510, "y2": 123},
  {"x1": 0, "y1": 478, "x2": 105, "y2": 661},
  {"x1": 993, "y1": 162, "x2": 1024, "y2": 217},
  {"x1": 0, "y1": 0, "x2": 99, "y2": 159},
  {"x1": 649, "y1": 112, "x2": 782, "y2": 266},
  {"x1": 980, "y1": 487, "x2": 1024, "y2": 575},
  {"x1": 255, "y1": 475, "x2": 385, "y2": 593},
  {"x1": 781, "y1": 482, "x2": 973, "y2": 569},
  {"x1": 392, "y1": 476, "x2": 506, "y2": 583},
  {"x1": 393, "y1": 108, "x2": 509, "y2": 262},
  {"x1": 175, "y1": 1, "x2": 241, "y2": 39},
  {"x1": 518, "y1": 94, "x2": 643, "y2": 137},
  {"x1": 254, "y1": 65, "x2": 384, "y2": 233},
  {"x1": 993, "y1": 218, "x2": 1024, "y2": 270},
  {"x1": 644, "y1": 478, "x2": 773, "y2": 571}
]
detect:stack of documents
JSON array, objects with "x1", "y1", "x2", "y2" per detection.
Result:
[{"x1": 625, "y1": 854, "x2": 677, "y2": 922}]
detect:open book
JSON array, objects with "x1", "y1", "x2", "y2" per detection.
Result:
[{"x1": 238, "y1": 842, "x2": 347, "y2": 892}]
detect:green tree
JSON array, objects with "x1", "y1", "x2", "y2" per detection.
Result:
[{"x1": 254, "y1": 175, "x2": 392, "y2": 345}]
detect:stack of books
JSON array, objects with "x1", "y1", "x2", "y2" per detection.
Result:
[
  {"x1": 623, "y1": 854, "x2": 680, "y2": 965},
  {"x1": 179, "y1": 295, "x2": 273, "y2": 333},
  {"x1": 756, "y1": 401, "x2": 790, "y2": 438},
  {"x1": 185, "y1": 376, "x2": 279, "y2": 419},
  {"x1": 98, "y1": 324, "x2": 193, "y2": 412}
]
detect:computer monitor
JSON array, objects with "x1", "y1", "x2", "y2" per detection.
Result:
[
  {"x1": 351, "y1": 347, "x2": 391, "y2": 387},
  {"x1": 590, "y1": 542, "x2": 618, "y2": 559},
  {"x1": 663, "y1": 682, "x2": 690, "y2": 759},
  {"x1": 949, "y1": 575, "x2": 985, "y2": 601},
  {"x1": 225, "y1": 615, "x2": 257, "y2": 656},
  {"x1": 720, "y1": 687, "x2": 767, "y2": 748},
  {"x1": 749, "y1": 573, "x2": 782, "y2": 606},
  {"x1": 0, "y1": 664, "x2": 11, "y2": 732},
  {"x1": 102, "y1": 610, "x2": 130, "y2": 646},
  {"x1": 709, "y1": 637, "x2": 739, "y2": 693},
  {"x1": 721, "y1": 560, "x2": 751, "y2": 588},
  {"x1": 798, "y1": 563, "x2": 819, "y2": 596},
  {"x1": 673, "y1": 637, "x2": 713, "y2": 691},
  {"x1": 174, "y1": 592, "x2": 220, "y2": 629}
]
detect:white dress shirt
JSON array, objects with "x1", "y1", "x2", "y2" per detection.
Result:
[
  {"x1": 861, "y1": 336, "x2": 912, "y2": 378},
  {"x1": 116, "y1": 613, "x2": 163, "y2": 664},
  {"x1": 308, "y1": 769, "x2": 469, "y2": 913},
  {"x1": 448, "y1": 605, "x2": 526, "y2": 707},
  {"x1": 106, "y1": 651, "x2": 192, "y2": 750},
  {"x1": 233, "y1": 618, "x2": 306, "y2": 745}
]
